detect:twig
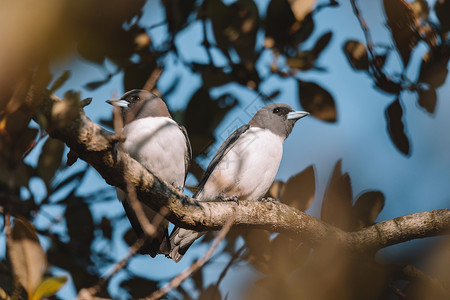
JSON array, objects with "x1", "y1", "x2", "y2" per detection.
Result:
[
  {"x1": 78, "y1": 74, "x2": 168, "y2": 299},
  {"x1": 349, "y1": 0, "x2": 376, "y2": 60},
  {"x1": 349, "y1": 0, "x2": 403, "y2": 93},
  {"x1": 33, "y1": 92, "x2": 450, "y2": 255},
  {"x1": 146, "y1": 214, "x2": 236, "y2": 300},
  {"x1": 142, "y1": 67, "x2": 163, "y2": 92},
  {"x1": 77, "y1": 238, "x2": 146, "y2": 299},
  {"x1": 400, "y1": 264, "x2": 449, "y2": 296},
  {"x1": 111, "y1": 98, "x2": 163, "y2": 239},
  {"x1": 125, "y1": 179, "x2": 170, "y2": 239},
  {"x1": 215, "y1": 245, "x2": 245, "y2": 289},
  {"x1": 5, "y1": 214, "x2": 21, "y2": 300},
  {"x1": 148, "y1": 21, "x2": 167, "y2": 31},
  {"x1": 388, "y1": 282, "x2": 406, "y2": 298},
  {"x1": 201, "y1": 17, "x2": 214, "y2": 65}
]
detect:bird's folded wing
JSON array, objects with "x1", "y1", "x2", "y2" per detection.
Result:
[{"x1": 194, "y1": 124, "x2": 250, "y2": 198}]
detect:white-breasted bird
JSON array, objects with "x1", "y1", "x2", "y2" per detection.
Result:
[
  {"x1": 107, "y1": 89, "x2": 191, "y2": 257},
  {"x1": 168, "y1": 103, "x2": 309, "y2": 262}
]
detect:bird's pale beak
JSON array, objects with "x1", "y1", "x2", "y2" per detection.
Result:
[
  {"x1": 287, "y1": 111, "x2": 309, "y2": 120},
  {"x1": 106, "y1": 99, "x2": 129, "y2": 107}
]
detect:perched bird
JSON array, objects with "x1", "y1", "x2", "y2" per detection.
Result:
[
  {"x1": 168, "y1": 103, "x2": 309, "y2": 262},
  {"x1": 107, "y1": 89, "x2": 191, "y2": 257}
]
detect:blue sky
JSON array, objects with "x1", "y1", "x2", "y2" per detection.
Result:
[{"x1": 16, "y1": 0, "x2": 450, "y2": 298}]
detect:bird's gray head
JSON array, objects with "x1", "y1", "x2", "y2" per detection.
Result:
[
  {"x1": 249, "y1": 103, "x2": 309, "y2": 139},
  {"x1": 106, "y1": 89, "x2": 171, "y2": 125}
]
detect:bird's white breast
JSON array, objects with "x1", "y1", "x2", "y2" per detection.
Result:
[
  {"x1": 199, "y1": 127, "x2": 284, "y2": 201},
  {"x1": 121, "y1": 117, "x2": 187, "y2": 188}
]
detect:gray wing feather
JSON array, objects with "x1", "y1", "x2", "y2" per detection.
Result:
[
  {"x1": 179, "y1": 125, "x2": 192, "y2": 185},
  {"x1": 167, "y1": 124, "x2": 250, "y2": 262},
  {"x1": 193, "y1": 124, "x2": 250, "y2": 198}
]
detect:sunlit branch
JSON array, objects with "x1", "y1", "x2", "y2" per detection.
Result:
[{"x1": 31, "y1": 91, "x2": 450, "y2": 255}]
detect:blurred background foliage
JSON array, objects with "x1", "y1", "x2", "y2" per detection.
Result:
[{"x1": 0, "y1": 0, "x2": 449, "y2": 299}]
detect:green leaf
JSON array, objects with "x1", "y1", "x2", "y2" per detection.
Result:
[
  {"x1": 31, "y1": 276, "x2": 68, "y2": 300},
  {"x1": 8, "y1": 218, "x2": 46, "y2": 297}
]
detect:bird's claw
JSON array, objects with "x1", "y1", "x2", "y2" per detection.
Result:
[
  {"x1": 219, "y1": 195, "x2": 240, "y2": 204},
  {"x1": 260, "y1": 197, "x2": 277, "y2": 202}
]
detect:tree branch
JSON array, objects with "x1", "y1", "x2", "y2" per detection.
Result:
[{"x1": 30, "y1": 91, "x2": 450, "y2": 253}]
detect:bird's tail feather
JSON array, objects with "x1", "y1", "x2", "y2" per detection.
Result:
[
  {"x1": 120, "y1": 193, "x2": 169, "y2": 257},
  {"x1": 167, "y1": 227, "x2": 204, "y2": 262}
]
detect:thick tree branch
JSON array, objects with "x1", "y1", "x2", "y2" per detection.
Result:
[
  {"x1": 347, "y1": 210, "x2": 450, "y2": 251},
  {"x1": 30, "y1": 92, "x2": 450, "y2": 253}
]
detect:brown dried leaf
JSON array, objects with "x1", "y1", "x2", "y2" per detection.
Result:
[
  {"x1": 199, "y1": 285, "x2": 221, "y2": 300},
  {"x1": 119, "y1": 276, "x2": 158, "y2": 299},
  {"x1": 352, "y1": 191, "x2": 385, "y2": 230},
  {"x1": 383, "y1": 0, "x2": 418, "y2": 67},
  {"x1": 8, "y1": 218, "x2": 45, "y2": 296},
  {"x1": 123, "y1": 228, "x2": 138, "y2": 248},
  {"x1": 280, "y1": 165, "x2": 315, "y2": 211},
  {"x1": 289, "y1": 0, "x2": 316, "y2": 22},
  {"x1": 410, "y1": 0, "x2": 429, "y2": 20},
  {"x1": 265, "y1": 180, "x2": 285, "y2": 200},
  {"x1": 270, "y1": 234, "x2": 300, "y2": 277},
  {"x1": 50, "y1": 70, "x2": 71, "y2": 93},
  {"x1": 417, "y1": 88, "x2": 437, "y2": 115},
  {"x1": 50, "y1": 92, "x2": 80, "y2": 130},
  {"x1": 243, "y1": 229, "x2": 271, "y2": 274},
  {"x1": 100, "y1": 217, "x2": 112, "y2": 240},
  {"x1": 418, "y1": 50, "x2": 450, "y2": 88},
  {"x1": 37, "y1": 138, "x2": 65, "y2": 186},
  {"x1": 321, "y1": 160, "x2": 353, "y2": 230},
  {"x1": 434, "y1": 0, "x2": 450, "y2": 33},
  {"x1": 343, "y1": 40, "x2": 369, "y2": 71},
  {"x1": 4, "y1": 73, "x2": 32, "y2": 114},
  {"x1": 266, "y1": 0, "x2": 314, "y2": 50},
  {"x1": 312, "y1": 31, "x2": 332, "y2": 58},
  {"x1": 386, "y1": 98, "x2": 410, "y2": 156},
  {"x1": 84, "y1": 76, "x2": 111, "y2": 91},
  {"x1": 298, "y1": 80, "x2": 336, "y2": 122}
]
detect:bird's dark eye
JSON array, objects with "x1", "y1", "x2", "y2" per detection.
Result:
[{"x1": 272, "y1": 108, "x2": 280, "y2": 114}]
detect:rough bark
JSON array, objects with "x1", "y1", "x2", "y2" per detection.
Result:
[{"x1": 31, "y1": 91, "x2": 450, "y2": 252}]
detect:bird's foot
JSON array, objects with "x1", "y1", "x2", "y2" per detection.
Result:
[
  {"x1": 219, "y1": 195, "x2": 240, "y2": 204},
  {"x1": 260, "y1": 197, "x2": 277, "y2": 202}
]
